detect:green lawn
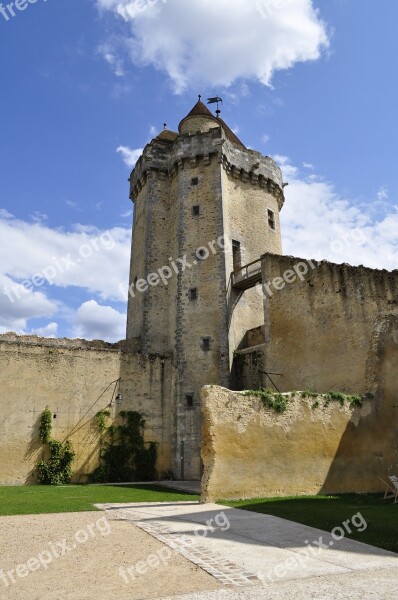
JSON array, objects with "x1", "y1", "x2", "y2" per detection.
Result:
[
  {"x1": 0, "y1": 484, "x2": 199, "y2": 516},
  {"x1": 224, "y1": 494, "x2": 398, "y2": 553}
]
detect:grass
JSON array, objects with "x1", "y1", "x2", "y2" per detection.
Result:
[
  {"x1": 223, "y1": 494, "x2": 398, "y2": 553},
  {"x1": 0, "y1": 484, "x2": 199, "y2": 516}
]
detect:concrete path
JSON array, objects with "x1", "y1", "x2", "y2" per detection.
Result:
[
  {"x1": 96, "y1": 501, "x2": 398, "y2": 599},
  {"x1": 157, "y1": 480, "x2": 201, "y2": 494}
]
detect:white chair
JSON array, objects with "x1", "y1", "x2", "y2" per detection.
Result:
[{"x1": 379, "y1": 476, "x2": 398, "y2": 503}]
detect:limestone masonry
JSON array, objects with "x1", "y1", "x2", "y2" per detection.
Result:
[{"x1": 0, "y1": 98, "x2": 397, "y2": 491}]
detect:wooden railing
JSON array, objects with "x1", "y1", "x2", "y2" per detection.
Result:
[{"x1": 231, "y1": 258, "x2": 262, "y2": 290}]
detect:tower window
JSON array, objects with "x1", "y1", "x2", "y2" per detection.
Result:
[
  {"x1": 189, "y1": 288, "x2": 198, "y2": 301},
  {"x1": 232, "y1": 240, "x2": 242, "y2": 272},
  {"x1": 201, "y1": 337, "x2": 211, "y2": 351},
  {"x1": 191, "y1": 177, "x2": 199, "y2": 186},
  {"x1": 186, "y1": 394, "x2": 194, "y2": 409},
  {"x1": 192, "y1": 205, "x2": 200, "y2": 216},
  {"x1": 134, "y1": 276, "x2": 138, "y2": 285},
  {"x1": 268, "y1": 209, "x2": 276, "y2": 230}
]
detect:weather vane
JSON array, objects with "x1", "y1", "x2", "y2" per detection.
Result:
[{"x1": 207, "y1": 96, "x2": 223, "y2": 117}]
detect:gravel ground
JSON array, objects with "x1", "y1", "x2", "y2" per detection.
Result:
[{"x1": 0, "y1": 512, "x2": 221, "y2": 600}]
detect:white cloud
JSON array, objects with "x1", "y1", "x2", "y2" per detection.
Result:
[
  {"x1": 96, "y1": 0, "x2": 328, "y2": 92},
  {"x1": 0, "y1": 213, "x2": 131, "y2": 303},
  {"x1": 0, "y1": 273, "x2": 58, "y2": 333},
  {"x1": 29, "y1": 322, "x2": 59, "y2": 338},
  {"x1": 377, "y1": 186, "x2": 388, "y2": 201},
  {"x1": 97, "y1": 42, "x2": 125, "y2": 76},
  {"x1": 261, "y1": 134, "x2": 271, "y2": 145},
  {"x1": 117, "y1": 145, "x2": 143, "y2": 168},
  {"x1": 278, "y1": 159, "x2": 398, "y2": 270},
  {"x1": 74, "y1": 300, "x2": 126, "y2": 342}
]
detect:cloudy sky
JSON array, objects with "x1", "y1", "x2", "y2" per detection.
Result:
[{"x1": 0, "y1": 0, "x2": 397, "y2": 341}]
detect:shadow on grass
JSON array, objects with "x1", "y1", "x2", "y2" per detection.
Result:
[{"x1": 223, "y1": 494, "x2": 398, "y2": 553}]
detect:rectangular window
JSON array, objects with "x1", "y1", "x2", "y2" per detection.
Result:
[
  {"x1": 232, "y1": 240, "x2": 242, "y2": 272},
  {"x1": 189, "y1": 288, "x2": 198, "y2": 301},
  {"x1": 201, "y1": 337, "x2": 211, "y2": 351},
  {"x1": 191, "y1": 177, "x2": 199, "y2": 186},
  {"x1": 186, "y1": 394, "x2": 194, "y2": 409},
  {"x1": 192, "y1": 205, "x2": 200, "y2": 216},
  {"x1": 268, "y1": 209, "x2": 276, "y2": 230}
]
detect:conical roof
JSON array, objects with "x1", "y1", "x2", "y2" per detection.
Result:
[
  {"x1": 179, "y1": 98, "x2": 246, "y2": 150},
  {"x1": 184, "y1": 99, "x2": 216, "y2": 119}
]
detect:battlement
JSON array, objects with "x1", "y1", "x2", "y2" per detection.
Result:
[{"x1": 129, "y1": 126, "x2": 284, "y2": 208}]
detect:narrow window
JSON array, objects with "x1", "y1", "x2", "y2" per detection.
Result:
[
  {"x1": 201, "y1": 337, "x2": 211, "y2": 351},
  {"x1": 232, "y1": 240, "x2": 242, "y2": 272},
  {"x1": 189, "y1": 288, "x2": 198, "y2": 301},
  {"x1": 268, "y1": 209, "x2": 276, "y2": 230},
  {"x1": 192, "y1": 205, "x2": 200, "y2": 216},
  {"x1": 186, "y1": 394, "x2": 194, "y2": 409},
  {"x1": 191, "y1": 177, "x2": 199, "y2": 186}
]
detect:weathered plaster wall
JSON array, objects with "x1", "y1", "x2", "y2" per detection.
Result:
[
  {"x1": 201, "y1": 362, "x2": 398, "y2": 501},
  {"x1": 260, "y1": 254, "x2": 398, "y2": 394},
  {"x1": 0, "y1": 334, "x2": 175, "y2": 485}
]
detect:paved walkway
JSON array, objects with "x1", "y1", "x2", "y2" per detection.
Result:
[
  {"x1": 157, "y1": 480, "x2": 201, "y2": 494},
  {"x1": 96, "y1": 501, "x2": 398, "y2": 599}
]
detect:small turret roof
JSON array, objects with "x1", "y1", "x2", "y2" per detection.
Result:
[
  {"x1": 156, "y1": 130, "x2": 179, "y2": 142},
  {"x1": 184, "y1": 99, "x2": 216, "y2": 119},
  {"x1": 179, "y1": 98, "x2": 246, "y2": 150}
]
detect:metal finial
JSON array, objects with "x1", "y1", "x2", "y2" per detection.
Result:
[
  {"x1": 207, "y1": 96, "x2": 223, "y2": 117},
  {"x1": 164, "y1": 123, "x2": 167, "y2": 130},
  {"x1": 198, "y1": 94, "x2": 202, "y2": 101}
]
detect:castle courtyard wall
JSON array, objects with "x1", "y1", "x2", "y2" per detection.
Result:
[
  {"x1": 201, "y1": 348, "x2": 398, "y2": 501},
  {"x1": 0, "y1": 334, "x2": 175, "y2": 485},
  {"x1": 239, "y1": 254, "x2": 398, "y2": 394}
]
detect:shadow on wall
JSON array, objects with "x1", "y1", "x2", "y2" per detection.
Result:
[
  {"x1": 321, "y1": 315, "x2": 398, "y2": 493},
  {"x1": 23, "y1": 413, "x2": 42, "y2": 485}
]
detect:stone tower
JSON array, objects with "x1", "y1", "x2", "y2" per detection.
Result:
[{"x1": 127, "y1": 99, "x2": 285, "y2": 479}]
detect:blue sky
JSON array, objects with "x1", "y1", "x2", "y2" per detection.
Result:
[{"x1": 0, "y1": 0, "x2": 397, "y2": 341}]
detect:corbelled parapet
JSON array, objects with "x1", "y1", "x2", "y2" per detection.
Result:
[{"x1": 129, "y1": 126, "x2": 285, "y2": 209}]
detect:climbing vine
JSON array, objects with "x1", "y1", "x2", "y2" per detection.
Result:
[
  {"x1": 39, "y1": 406, "x2": 52, "y2": 444},
  {"x1": 242, "y1": 388, "x2": 289, "y2": 413},
  {"x1": 90, "y1": 410, "x2": 158, "y2": 483},
  {"x1": 37, "y1": 408, "x2": 75, "y2": 485},
  {"x1": 95, "y1": 409, "x2": 111, "y2": 434}
]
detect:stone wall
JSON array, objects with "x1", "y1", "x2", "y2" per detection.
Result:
[
  {"x1": 258, "y1": 254, "x2": 398, "y2": 394},
  {"x1": 0, "y1": 334, "x2": 175, "y2": 485},
  {"x1": 201, "y1": 349, "x2": 398, "y2": 501}
]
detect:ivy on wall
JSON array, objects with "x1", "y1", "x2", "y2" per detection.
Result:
[
  {"x1": 37, "y1": 407, "x2": 75, "y2": 485},
  {"x1": 90, "y1": 410, "x2": 158, "y2": 483}
]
